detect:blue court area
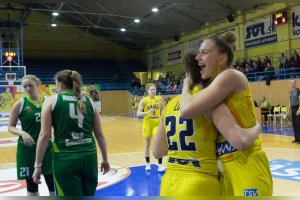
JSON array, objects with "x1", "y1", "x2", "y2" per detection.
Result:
[
  {"x1": 96, "y1": 164, "x2": 164, "y2": 196},
  {"x1": 96, "y1": 159, "x2": 300, "y2": 196},
  {"x1": 262, "y1": 125, "x2": 294, "y2": 136},
  {"x1": 270, "y1": 159, "x2": 300, "y2": 182}
]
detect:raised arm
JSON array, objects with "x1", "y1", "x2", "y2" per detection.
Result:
[
  {"x1": 180, "y1": 69, "x2": 247, "y2": 119},
  {"x1": 211, "y1": 103, "x2": 260, "y2": 150},
  {"x1": 153, "y1": 117, "x2": 168, "y2": 158}
]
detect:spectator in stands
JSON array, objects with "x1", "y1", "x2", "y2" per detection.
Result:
[
  {"x1": 113, "y1": 73, "x2": 119, "y2": 82},
  {"x1": 263, "y1": 55, "x2": 271, "y2": 66},
  {"x1": 265, "y1": 62, "x2": 275, "y2": 85},
  {"x1": 259, "y1": 96, "x2": 272, "y2": 122},
  {"x1": 290, "y1": 50, "x2": 300, "y2": 73},
  {"x1": 259, "y1": 96, "x2": 272, "y2": 108},
  {"x1": 256, "y1": 57, "x2": 265, "y2": 72},
  {"x1": 176, "y1": 78, "x2": 183, "y2": 93},
  {"x1": 130, "y1": 75, "x2": 141, "y2": 89},
  {"x1": 279, "y1": 52, "x2": 288, "y2": 71},
  {"x1": 168, "y1": 80, "x2": 176, "y2": 93}
]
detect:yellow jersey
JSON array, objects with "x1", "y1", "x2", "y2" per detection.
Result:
[
  {"x1": 217, "y1": 84, "x2": 262, "y2": 160},
  {"x1": 163, "y1": 86, "x2": 218, "y2": 175},
  {"x1": 143, "y1": 96, "x2": 162, "y2": 120}
]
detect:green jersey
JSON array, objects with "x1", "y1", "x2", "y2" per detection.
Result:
[
  {"x1": 17, "y1": 96, "x2": 53, "y2": 180},
  {"x1": 19, "y1": 96, "x2": 44, "y2": 142},
  {"x1": 52, "y1": 91, "x2": 96, "y2": 153}
]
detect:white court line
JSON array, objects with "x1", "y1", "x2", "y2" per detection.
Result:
[{"x1": 0, "y1": 163, "x2": 15, "y2": 166}]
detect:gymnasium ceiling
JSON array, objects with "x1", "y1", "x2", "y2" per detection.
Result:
[{"x1": 0, "y1": 1, "x2": 290, "y2": 51}]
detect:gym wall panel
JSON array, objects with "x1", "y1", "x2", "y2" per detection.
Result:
[
  {"x1": 249, "y1": 79, "x2": 298, "y2": 107},
  {"x1": 101, "y1": 90, "x2": 132, "y2": 115}
]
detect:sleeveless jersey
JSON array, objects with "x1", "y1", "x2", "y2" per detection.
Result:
[
  {"x1": 52, "y1": 91, "x2": 96, "y2": 153},
  {"x1": 143, "y1": 96, "x2": 162, "y2": 120},
  {"x1": 19, "y1": 96, "x2": 44, "y2": 142},
  {"x1": 163, "y1": 86, "x2": 218, "y2": 175},
  {"x1": 217, "y1": 84, "x2": 262, "y2": 161}
]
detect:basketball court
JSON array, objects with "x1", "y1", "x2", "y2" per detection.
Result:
[{"x1": 1, "y1": 114, "x2": 300, "y2": 196}]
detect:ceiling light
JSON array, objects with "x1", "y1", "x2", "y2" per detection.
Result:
[
  {"x1": 52, "y1": 12, "x2": 59, "y2": 16},
  {"x1": 120, "y1": 28, "x2": 126, "y2": 32},
  {"x1": 134, "y1": 19, "x2": 140, "y2": 23},
  {"x1": 152, "y1": 7, "x2": 159, "y2": 13},
  {"x1": 51, "y1": 23, "x2": 57, "y2": 27}
]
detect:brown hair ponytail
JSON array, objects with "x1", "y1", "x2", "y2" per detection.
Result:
[{"x1": 54, "y1": 70, "x2": 86, "y2": 114}]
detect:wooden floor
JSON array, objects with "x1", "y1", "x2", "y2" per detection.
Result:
[{"x1": 1, "y1": 115, "x2": 300, "y2": 196}]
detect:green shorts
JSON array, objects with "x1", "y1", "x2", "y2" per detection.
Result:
[
  {"x1": 53, "y1": 151, "x2": 98, "y2": 196},
  {"x1": 16, "y1": 141, "x2": 53, "y2": 180}
]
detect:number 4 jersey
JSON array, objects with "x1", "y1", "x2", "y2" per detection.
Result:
[
  {"x1": 162, "y1": 86, "x2": 219, "y2": 175},
  {"x1": 52, "y1": 91, "x2": 96, "y2": 153}
]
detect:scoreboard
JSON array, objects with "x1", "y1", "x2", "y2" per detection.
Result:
[{"x1": 272, "y1": 10, "x2": 287, "y2": 26}]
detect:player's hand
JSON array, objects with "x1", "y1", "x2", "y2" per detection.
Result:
[
  {"x1": 183, "y1": 73, "x2": 193, "y2": 91},
  {"x1": 100, "y1": 161, "x2": 110, "y2": 174},
  {"x1": 32, "y1": 168, "x2": 42, "y2": 184},
  {"x1": 149, "y1": 108, "x2": 155, "y2": 115},
  {"x1": 21, "y1": 131, "x2": 35, "y2": 147},
  {"x1": 297, "y1": 109, "x2": 300, "y2": 116}
]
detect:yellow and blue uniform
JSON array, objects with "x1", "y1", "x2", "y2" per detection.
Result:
[
  {"x1": 217, "y1": 84, "x2": 273, "y2": 196},
  {"x1": 142, "y1": 96, "x2": 162, "y2": 138},
  {"x1": 160, "y1": 86, "x2": 221, "y2": 196}
]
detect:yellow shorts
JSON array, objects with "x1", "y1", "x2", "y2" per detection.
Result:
[
  {"x1": 142, "y1": 118, "x2": 159, "y2": 138},
  {"x1": 220, "y1": 149, "x2": 273, "y2": 196},
  {"x1": 160, "y1": 169, "x2": 221, "y2": 196}
]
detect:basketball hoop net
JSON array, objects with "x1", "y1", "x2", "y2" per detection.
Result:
[
  {"x1": 7, "y1": 80, "x2": 14, "y2": 85},
  {"x1": 5, "y1": 73, "x2": 16, "y2": 85}
]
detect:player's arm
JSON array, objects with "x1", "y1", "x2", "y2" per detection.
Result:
[
  {"x1": 153, "y1": 116, "x2": 168, "y2": 158},
  {"x1": 8, "y1": 100, "x2": 23, "y2": 136},
  {"x1": 33, "y1": 96, "x2": 54, "y2": 184},
  {"x1": 8, "y1": 100, "x2": 35, "y2": 147},
  {"x1": 159, "y1": 97, "x2": 165, "y2": 113},
  {"x1": 211, "y1": 103, "x2": 260, "y2": 150},
  {"x1": 180, "y1": 69, "x2": 246, "y2": 119},
  {"x1": 92, "y1": 100, "x2": 110, "y2": 174},
  {"x1": 136, "y1": 98, "x2": 154, "y2": 117}
]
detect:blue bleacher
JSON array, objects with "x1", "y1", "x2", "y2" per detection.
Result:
[{"x1": 24, "y1": 59, "x2": 146, "y2": 87}]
